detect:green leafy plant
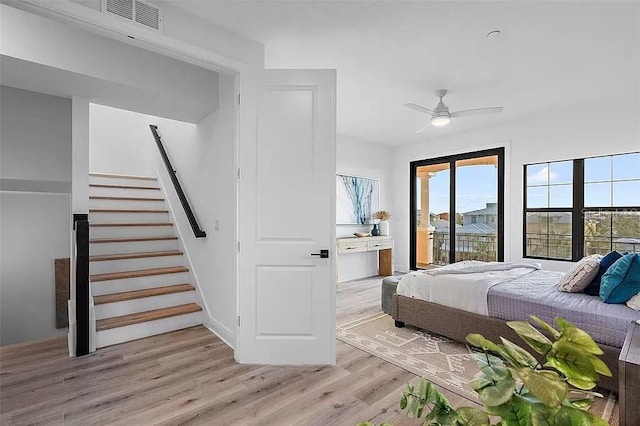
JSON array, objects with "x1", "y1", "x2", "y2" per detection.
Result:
[{"x1": 361, "y1": 316, "x2": 612, "y2": 426}]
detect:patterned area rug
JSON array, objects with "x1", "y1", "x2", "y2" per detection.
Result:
[{"x1": 337, "y1": 312, "x2": 619, "y2": 425}]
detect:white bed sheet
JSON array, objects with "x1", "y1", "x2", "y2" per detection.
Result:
[{"x1": 396, "y1": 261, "x2": 541, "y2": 315}]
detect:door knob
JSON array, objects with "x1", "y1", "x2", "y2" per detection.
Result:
[{"x1": 310, "y1": 249, "x2": 329, "y2": 259}]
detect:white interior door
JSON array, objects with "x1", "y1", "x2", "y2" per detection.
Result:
[{"x1": 236, "y1": 69, "x2": 337, "y2": 364}]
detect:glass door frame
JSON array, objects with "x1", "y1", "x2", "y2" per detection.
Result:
[{"x1": 409, "y1": 147, "x2": 505, "y2": 270}]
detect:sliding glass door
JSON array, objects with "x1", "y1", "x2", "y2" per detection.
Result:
[{"x1": 410, "y1": 148, "x2": 504, "y2": 269}]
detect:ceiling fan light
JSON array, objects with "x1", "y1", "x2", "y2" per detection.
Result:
[{"x1": 431, "y1": 115, "x2": 451, "y2": 127}]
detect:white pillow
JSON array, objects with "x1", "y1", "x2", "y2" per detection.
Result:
[
  {"x1": 627, "y1": 293, "x2": 640, "y2": 311},
  {"x1": 558, "y1": 254, "x2": 602, "y2": 293}
]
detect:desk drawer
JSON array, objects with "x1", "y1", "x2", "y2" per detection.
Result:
[
  {"x1": 337, "y1": 241, "x2": 368, "y2": 254},
  {"x1": 368, "y1": 241, "x2": 393, "y2": 250}
]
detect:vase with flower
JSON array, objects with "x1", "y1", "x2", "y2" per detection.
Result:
[{"x1": 373, "y1": 211, "x2": 391, "y2": 236}]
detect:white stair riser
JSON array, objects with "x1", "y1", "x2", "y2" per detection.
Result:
[
  {"x1": 91, "y1": 271, "x2": 191, "y2": 295},
  {"x1": 90, "y1": 186, "x2": 163, "y2": 198},
  {"x1": 89, "y1": 176, "x2": 158, "y2": 188},
  {"x1": 90, "y1": 239, "x2": 179, "y2": 256},
  {"x1": 94, "y1": 291, "x2": 196, "y2": 320},
  {"x1": 90, "y1": 225, "x2": 175, "y2": 239},
  {"x1": 96, "y1": 311, "x2": 202, "y2": 348},
  {"x1": 90, "y1": 254, "x2": 184, "y2": 274},
  {"x1": 89, "y1": 212, "x2": 170, "y2": 223},
  {"x1": 89, "y1": 199, "x2": 166, "y2": 210}
]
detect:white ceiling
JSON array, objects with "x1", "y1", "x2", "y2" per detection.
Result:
[{"x1": 163, "y1": 1, "x2": 639, "y2": 146}]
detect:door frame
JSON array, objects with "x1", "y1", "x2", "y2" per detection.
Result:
[{"x1": 409, "y1": 147, "x2": 505, "y2": 270}]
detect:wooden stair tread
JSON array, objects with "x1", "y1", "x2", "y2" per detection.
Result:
[
  {"x1": 90, "y1": 236, "x2": 177, "y2": 244},
  {"x1": 91, "y1": 266, "x2": 188, "y2": 282},
  {"x1": 89, "y1": 196, "x2": 165, "y2": 201},
  {"x1": 90, "y1": 172, "x2": 157, "y2": 181},
  {"x1": 90, "y1": 250, "x2": 183, "y2": 262},
  {"x1": 90, "y1": 184, "x2": 160, "y2": 190},
  {"x1": 90, "y1": 223, "x2": 173, "y2": 227},
  {"x1": 94, "y1": 284, "x2": 195, "y2": 305},
  {"x1": 97, "y1": 303, "x2": 202, "y2": 331},
  {"x1": 90, "y1": 209, "x2": 168, "y2": 213}
]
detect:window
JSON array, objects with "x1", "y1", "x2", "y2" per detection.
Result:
[
  {"x1": 524, "y1": 152, "x2": 640, "y2": 261},
  {"x1": 411, "y1": 148, "x2": 504, "y2": 269}
]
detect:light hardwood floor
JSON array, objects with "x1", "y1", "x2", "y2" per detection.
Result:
[{"x1": 0, "y1": 276, "x2": 476, "y2": 425}]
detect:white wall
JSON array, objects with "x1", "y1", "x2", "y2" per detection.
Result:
[
  {"x1": 89, "y1": 73, "x2": 237, "y2": 345},
  {"x1": 392, "y1": 99, "x2": 640, "y2": 274},
  {"x1": 0, "y1": 86, "x2": 72, "y2": 346},
  {"x1": 0, "y1": 4, "x2": 220, "y2": 123},
  {"x1": 336, "y1": 135, "x2": 394, "y2": 282}
]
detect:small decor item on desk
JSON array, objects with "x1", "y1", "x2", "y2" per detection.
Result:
[
  {"x1": 373, "y1": 210, "x2": 391, "y2": 236},
  {"x1": 353, "y1": 232, "x2": 370, "y2": 237},
  {"x1": 371, "y1": 223, "x2": 380, "y2": 236}
]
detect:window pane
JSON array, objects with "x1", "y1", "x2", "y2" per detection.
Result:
[
  {"x1": 526, "y1": 164, "x2": 548, "y2": 186},
  {"x1": 584, "y1": 156, "x2": 611, "y2": 183},
  {"x1": 526, "y1": 234, "x2": 547, "y2": 257},
  {"x1": 416, "y1": 163, "x2": 450, "y2": 268},
  {"x1": 548, "y1": 212, "x2": 572, "y2": 260},
  {"x1": 584, "y1": 182, "x2": 611, "y2": 207},
  {"x1": 526, "y1": 212, "x2": 573, "y2": 259},
  {"x1": 613, "y1": 181, "x2": 640, "y2": 206},
  {"x1": 549, "y1": 161, "x2": 573, "y2": 185},
  {"x1": 526, "y1": 212, "x2": 548, "y2": 233},
  {"x1": 549, "y1": 184, "x2": 572, "y2": 208},
  {"x1": 612, "y1": 212, "x2": 640, "y2": 254},
  {"x1": 527, "y1": 186, "x2": 548, "y2": 208},
  {"x1": 613, "y1": 152, "x2": 640, "y2": 181},
  {"x1": 584, "y1": 211, "x2": 612, "y2": 256}
]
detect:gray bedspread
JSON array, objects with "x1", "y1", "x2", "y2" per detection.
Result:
[{"x1": 487, "y1": 270, "x2": 640, "y2": 348}]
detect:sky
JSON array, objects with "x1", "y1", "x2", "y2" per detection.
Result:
[
  {"x1": 418, "y1": 165, "x2": 498, "y2": 215},
  {"x1": 417, "y1": 152, "x2": 640, "y2": 215}
]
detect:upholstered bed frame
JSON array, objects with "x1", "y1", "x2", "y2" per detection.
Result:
[{"x1": 391, "y1": 293, "x2": 620, "y2": 393}]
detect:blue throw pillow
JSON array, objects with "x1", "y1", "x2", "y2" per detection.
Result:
[
  {"x1": 584, "y1": 251, "x2": 624, "y2": 296},
  {"x1": 600, "y1": 253, "x2": 640, "y2": 304}
]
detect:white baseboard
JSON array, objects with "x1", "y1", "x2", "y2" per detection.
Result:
[{"x1": 207, "y1": 316, "x2": 234, "y2": 349}]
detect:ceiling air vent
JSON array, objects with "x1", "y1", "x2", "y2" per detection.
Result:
[{"x1": 102, "y1": 0, "x2": 163, "y2": 31}]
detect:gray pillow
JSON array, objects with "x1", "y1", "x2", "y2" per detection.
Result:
[{"x1": 558, "y1": 254, "x2": 602, "y2": 293}]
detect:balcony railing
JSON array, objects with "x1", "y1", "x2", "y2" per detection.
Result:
[{"x1": 431, "y1": 232, "x2": 497, "y2": 265}]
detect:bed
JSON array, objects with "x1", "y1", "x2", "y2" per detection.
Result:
[{"x1": 390, "y1": 261, "x2": 640, "y2": 393}]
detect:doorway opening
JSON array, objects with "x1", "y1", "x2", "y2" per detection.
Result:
[{"x1": 410, "y1": 148, "x2": 505, "y2": 269}]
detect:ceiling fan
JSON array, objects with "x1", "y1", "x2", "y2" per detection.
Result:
[{"x1": 404, "y1": 89, "x2": 503, "y2": 132}]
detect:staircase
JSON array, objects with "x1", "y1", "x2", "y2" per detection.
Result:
[{"x1": 89, "y1": 172, "x2": 203, "y2": 348}]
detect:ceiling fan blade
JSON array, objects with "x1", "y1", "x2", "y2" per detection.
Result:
[
  {"x1": 404, "y1": 103, "x2": 434, "y2": 115},
  {"x1": 415, "y1": 122, "x2": 431, "y2": 134},
  {"x1": 450, "y1": 107, "x2": 504, "y2": 118}
]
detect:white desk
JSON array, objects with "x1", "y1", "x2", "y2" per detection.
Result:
[{"x1": 337, "y1": 236, "x2": 393, "y2": 276}]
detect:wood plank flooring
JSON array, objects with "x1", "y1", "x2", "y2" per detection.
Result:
[{"x1": 0, "y1": 275, "x2": 477, "y2": 425}]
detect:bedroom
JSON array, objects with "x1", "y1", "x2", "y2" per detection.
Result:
[{"x1": 1, "y1": 0, "x2": 639, "y2": 424}]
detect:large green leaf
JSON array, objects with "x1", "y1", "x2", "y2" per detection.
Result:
[
  {"x1": 419, "y1": 380, "x2": 440, "y2": 404},
  {"x1": 554, "y1": 406, "x2": 608, "y2": 426},
  {"x1": 546, "y1": 340, "x2": 598, "y2": 382},
  {"x1": 507, "y1": 321, "x2": 553, "y2": 355},
  {"x1": 565, "y1": 377, "x2": 597, "y2": 391},
  {"x1": 467, "y1": 333, "x2": 502, "y2": 352},
  {"x1": 485, "y1": 397, "x2": 532, "y2": 426},
  {"x1": 472, "y1": 365, "x2": 516, "y2": 407},
  {"x1": 530, "y1": 403, "x2": 558, "y2": 426},
  {"x1": 406, "y1": 391, "x2": 420, "y2": 418},
  {"x1": 472, "y1": 352, "x2": 505, "y2": 368},
  {"x1": 515, "y1": 368, "x2": 567, "y2": 408},
  {"x1": 586, "y1": 354, "x2": 612, "y2": 377},
  {"x1": 530, "y1": 316, "x2": 561, "y2": 339},
  {"x1": 456, "y1": 407, "x2": 490, "y2": 426},
  {"x1": 558, "y1": 321, "x2": 603, "y2": 355},
  {"x1": 500, "y1": 338, "x2": 539, "y2": 368},
  {"x1": 565, "y1": 397, "x2": 595, "y2": 409}
]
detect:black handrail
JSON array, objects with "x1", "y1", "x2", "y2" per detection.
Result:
[
  {"x1": 149, "y1": 125, "x2": 206, "y2": 238},
  {"x1": 73, "y1": 214, "x2": 90, "y2": 357}
]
